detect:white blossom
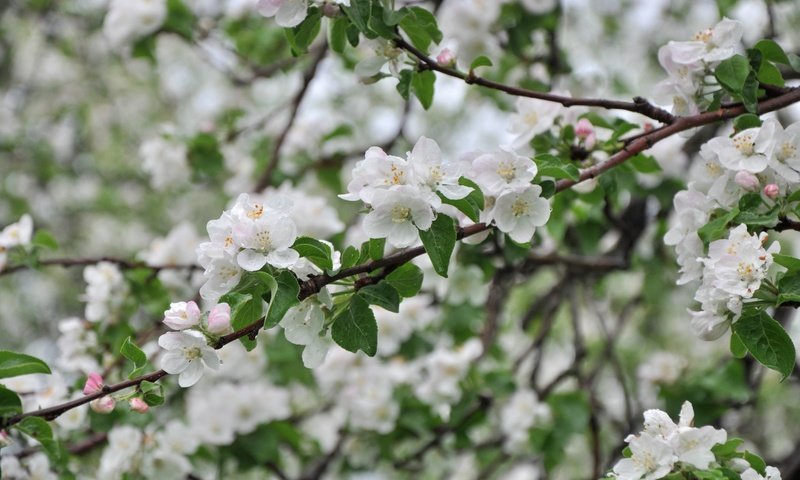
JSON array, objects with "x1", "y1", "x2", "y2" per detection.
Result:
[{"x1": 159, "y1": 331, "x2": 220, "y2": 387}]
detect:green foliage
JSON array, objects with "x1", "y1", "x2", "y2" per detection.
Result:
[
  {"x1": 292, "y1": 236, "x2": 334, "y2": 271},
  {"x1": 439, "y1": 177, "x2": 485, "y2": 223},
  {"x1": 358, "y1": 282, "x2": 401, "y2": 312},
  {"x1": 15, "y1": 417, "x2": 61, "y2": 464},
  {"x1": 733, "y1": 309, "x2": 795, "y2": 380},
  {"x1": 0, "y1": 350, "x2": 52, "y2": 379},
  {"x1": 163, "y1": 0, "x2": 196, "y2": 40},
  {"x1": 120, "y1": 337, "x2": 148, "y2": 379},
  {"x1": 411, "y1": 70, "x2": 436, "y2": 109},
  {"x1": 331, "y1": 293, "x2": 378, "y2": 356},
  {"x1": 264, "y1": 270, "x2": 301, "y2": 328},
  {"x1": 187, "y1": 133, "x2": 225, "y2": 181},
  {"x1": 0, "y1": 386, "x2": 22, "y2": 416},
  {"x1": 732, "y1": 113, "x2": 762, "y2": 132},
  {"x1": 398, "y1": 6, "x2": 442, "y2": 52},
  {"x1": 139, "y1": 380, "x2": 165, "y2": 406},
  {"x1": 419, "y1": 214, "x2": 457, "y2": 277},
  {"x1": 384, "y1": 263, "x2": 424, "y2": 297},
  {"x1": 285, "y1": 7, "x2": 322, "y2": 55},
  {"x1": 535, "y1": 153, "x2": 580, "y2": 181}
]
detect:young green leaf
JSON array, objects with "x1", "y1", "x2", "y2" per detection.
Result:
[
  {"x1": 714, "y1": 55, "x2": 751, "y2": 94},
  {"x1": 469, "y1": 55, "x2": 493, "y2": 71},
  {"x1": 0, "y1": 386, "x2": 22, "y2": 416},
  {"x1": 418, "y1": 214, "x2": 456, "y2": 277},
  {"x1": 292, "y1": 236, "x2": 334, "y2": 271},
  {"x1": 264, "y1": 270, "x2": 300, "y2": 329},
  {"x1": 411, "y1": 70, "x2": 436, "y2": 110},
  {"x1": 732, "y1": 309, "x2": 796, "y2": 380},
  {"x1": 0, "y1": 351, "x2": 52, "y2": 379},
  {"x1": 384, "y1": 263, "x2": 424, "y2": 297},
  {"x1": 359, "y1": 282, "x2": 401, "y2": 313},
  {"x1": 331, "y1": 293, "x2": 378, "y2": 356},
  {"x1": 535, "y1": 153, "x2": 580, "y2": 181},
  {"x1": 120, "y1": 337, "x2": 148, "y2": 379},
  {"x1": 15, "y1": 417, "x2": 61, "y2": 463}
]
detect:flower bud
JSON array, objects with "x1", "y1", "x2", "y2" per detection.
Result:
[
  {"x1": 734, "y1": 170, "x2": 759, "y2": 191},
  {"x1": 207, "y1": 302, "x2": 232, "y2": 335},
  {"x1": 0, "y1": 430, "x2": 11, "y2": 448},
  {"x1": 764, "y1": 183, "x2": 779, "y2": 199},
  {"x1": 90, "y1": 396, "x2": 116, "y2": 414},
  {"x1": 82, "y1": 372, "x2": 104, "y2": 395},
  {"x1": 436, "y1": 48, "x2": 456, "y2": 66},
  {"x1": 575, "y1": 119, "x2": 596, "y2": 149},
  {"x1": 129, "y1": 397, "x2": 149, "y2": 414}
]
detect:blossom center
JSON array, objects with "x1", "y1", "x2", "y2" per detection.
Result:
[
  {"x1": 254, "y1": 230, "x2": 272, "y2": 250},
  {"x1": 184, "y1": 346, "x2": 202, "y2": 361},
  {"x1": 496, "y1": 161, "x2": 516, "y2": 182},
  {"x1": 733, "y1": 134, "x2": 755, "y2": 155},
  {"x1": 511, "y1": 198, "x2": 530, "y2": 217},
  {"x1": 778, "y1": 142, "x2": 797, "y2": 161},
  {"x1": 385, "y1": 165, "x2": 405, "y2": 185},
  {"x1": 391, "y1": 206, "x2": 412, "y2": 223},
  {"x1": 247, "y1": 204, "x2": 264, "y2": 219}
]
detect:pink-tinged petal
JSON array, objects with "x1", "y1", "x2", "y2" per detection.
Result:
[
  {"x1": 207, "y1": 303, "x2": 232, "y2": 335},
  {"x1": 237, "y1": 249, "x2": 268, "y2": 271},
  {"x1": 129, "y1": 398, "x2": 149, "y2": 414},
  {"x1": 178, "y1": 361, "x2": 205, "y2": 387},
  {"x1": 83, "y1": 372, "x2": 104, "y2": 395}
]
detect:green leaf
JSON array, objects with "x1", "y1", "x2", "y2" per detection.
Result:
[
  {"x1": 341, "y1": 0, "x2": 371, "y2": 37},
  {"x1": 732, "y1": 309, "x2": 796, "y2": 380},
  {"x1": 340, "y1": 246, "x2": 360, "y2": 270},
  {"x1": 411, "y1": 70, "x2": 436, "y2": 110},
  {"x1": 223, "y1": 292, "x2": 260, "y2": 350},
  {"x1": 789, "y1": 53, "x2": 800, "y2": 73},
  {"x1": 754, "y1": 39, "x2": 790, "y2": 64},
  {"x1": 331, "y1": 293, "x2": 377, "y2": 356},
  {"x1": 0, "y1": 351, "x2": 52, "y2": 379},
  {"x1": 0, "y1": 386, "x2": 22, "y2": 416},
  {"x1": 733, "y1": 113, "x2": 762, "y2": 132},
  {"x1": 285, "y1": 7, "x2": 322, "y2": 55},
  {"x1": 384, "y1": 263, "x2": 424, "y2": 297},
  {"x1": 366, "y1": 238, "x2": 386, "y2": 261},
  {"x1": 786, "y1": 190, "x2": 800, "y2": 204},
  {"x1": 32, "y1": 230, "x2": 58, "y2": 251},
  {"x1": 773, "y1": 253, "x2": 800, "y2": 272},
  {"x1": 359, "y1": 282, "x2": 401, "y2": 312},
  {"x1": 629, "y1": 154, "x2": 662, "y2": 174},
  {"x1": 712, "y1": 438, "x2": 744, "y2": 458},
  {"x1": 469, "y1": 55, "x2": 493, "y2": 71},
  {"x1": 741, "y1": 72, "x2": 760, "y2": 114},
  {"x1": 329, "y1": 16, "x2": 350, "y2": 53},
  {"x1": 398, "y1": 6, "x2": 442, "y2": 52},
  {"x1": 396, "y1": 69, "x2": 412, "y2": 100},
  {"x1": 777, "y1": 270, "x2": 800, "y2": 305},
  {"x1": 418, "y1": 214, "x2": 456, "y2": 277},
  {"x1": 757, "y1": 61, "x2": 784, "y2": 87},
  {"x1": 535, "y1": 153, "x2": 580, "y2": 181},
  {"x1": 163, "y1": 0, "x2": 196, "y2": 40},
  {"x1": 438, "y1": 177, "x2": 484, "y2": 222},
  {"x1": 292, "y1": 236, "x2": 333, "y2": 271},
  {"x1": 744, "y1": 451, "x2": 767, "y2": 475},
  {"x1": 120, "y1": 337, "x2": 148, "y2": 379},
  {"x1": 187, "y1": 132, "x2": 225, "y2": 181},
  {"x1": 139, "y1": 380, "x2": 164, "y2": 407},
  {"x1": 697, "y1": 208, "x2": 739, "y2": 246},
  {"x1": 264, "y1": 270, "x2": 300, "y2": 329},
  {"x1": 15, "y1": 417, "x2": 61, "y2": 463},
  {"x1": 715, "y1": 55, "x2": 752, "y2": 94},
  {"x1": 730, "y1": 332, "x2": 747, "y2": 359}
]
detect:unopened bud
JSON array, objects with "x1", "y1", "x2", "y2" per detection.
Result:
[
  {"x1": 90, "y1": 396, "x2": 116, "y2": 414},
  {"x1": 83, "y1": 372, "x2": 104, "y2": 395},
  {"x1": 734, "y1": 170, "x2": 759, "y2": 191},
  {"x1": 764, "y1": 183, "x2": 779, "y2": 199},
  {"x1": 129, "y1": 397, "x2": 149, "y2": 414},
  {"x1": 436, "y1": 48, "x2": 456, "y2": 66},
  {"x1": 207, "y1": 302, "x2": 232, "y2": 335}
]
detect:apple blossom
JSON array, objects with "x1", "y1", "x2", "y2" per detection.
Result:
[
  {"x1": 129, "y1": 397, "x2": 150, "y2": 414},
  {"x1": 82, "y1": 372, "x2": 104, "y2": 395},
  {"x1": 492, "y1": 185, "x2": 551, "y2": 243},
  {"x1": 158, "y1": 331, "x2": 220, "y2": 387},
  {"x1": 207, "y1": 303, "x2": 232, "y2": 335},
  {"x1": 163, "y1": 301, "x2": 202, "y2": 330},
  {"x1": 90, "y1": 396, "x2": 116, "y2": 414},
  {"x1": 362, "y1": 185, "x2": 435, "y2": 248}
]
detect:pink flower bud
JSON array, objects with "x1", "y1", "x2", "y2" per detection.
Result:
[
  {"x1": 0, "y1": 430, "x2": 11, "y2": 447},
  {"x1": 90, "y1": 396, "x2": 116, "y2": 414},
  {"x1": 83, "y1": 372, "x2": 104, "y2": 395},
  {"x1": 764, "y1": 183, "x2": 779, "y2": 199},
  {"x1": 207, "y1": 303, "x2": 232, "y2": 335},
  {"x1": 436, "y1": 48, "x2": 456, "y2": 66},
  {"x1": 129, "y1": 397, "x2": 149, "y2": 414},
  {"x1": 734, "y1": 170, "x2": 759, "y2": 191},
  {"x1": 575, "y1": 119, "x2": 594, "y2": 139}
]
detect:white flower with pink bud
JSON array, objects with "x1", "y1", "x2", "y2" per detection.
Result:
[
  {"x1": 207, "y1": 303, "x2": 232, "y2": 335},
  {"x1": 163, "y1": 301, "x2": 202, "y2": 330},
  {"x1": 83, "y1": 372, "x2": 104, "y2": 395}
]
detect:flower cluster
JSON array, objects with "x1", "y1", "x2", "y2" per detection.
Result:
[
  {"x1": 342, "y1": 136, "x2": 550, "y2": 246},
  {"x1": 0, "y1": 214, "x2": 32, "y2": 272},
  {"x1": 665, "y1": 117, "x2": 800, "y2": 340},
  {"x1": 612, "y1": 402, "x2": 727, "y2": 479},
  {"x1": 655, "y1": 18, "x2": 743, "y2": 114},
  {"x1": 82, "y1": 262, "x2": 129, "y2": 324}
]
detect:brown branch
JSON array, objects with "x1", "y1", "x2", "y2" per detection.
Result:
[
  {"x1": 6, "y1": 87, "x2": 800, "y2": 429},
  {"x1": 253, "y1": 44, "x2": 328, "y2": 192},
  {"x1": 0, "y1": 256, "x2": 200, "y2": 277},
  {"x1": 393, "y1": 37, "x2": 676, "y2": 124}
]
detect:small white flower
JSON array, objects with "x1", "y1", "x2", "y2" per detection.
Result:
[
  {"x1": 508, "y1": 96, "x2": 565, "y2": 149},
  {"x1": 664, "y1": 18, "x2": 743, "y2": 65},
  {"x1": 362, "y1": 185, "x2": 435, "y2": 248},
  {"x1": 712, "y1": 122, "x2": 776, "y2": 174},
  {"x1": 0, "y1": 214, "x2": 33, "y2": 248},
  {"x1": 159, "y1": 331, "x2": 220, "y2": 387},
  {"x1": 407, "y1": 136, "x2": 471, "y2": 205},
  {"x1": 103, "y1": 0, "x2": 167, "y2": 50},
  {"x1": 492, "y1": 185, "x2": 550, "y2": 243},
  {"x1": 741, "y1": 466, "x2": 783, "y2": 480},
  {"x1": 340, "y1": 146, "x2": 410, "y2": 204},
  {"x1": 612, "y1": 433, "x2": 676, "y2": 480},
  {"x1": 281, "y1": 300, "x2": 324, "y2": 346},
  {"x1": 470, "y1": 148, "x2": 538, "y2": 197},
  {"x1": 233, "y1": 214, "x2": 299, "y2": 271}
]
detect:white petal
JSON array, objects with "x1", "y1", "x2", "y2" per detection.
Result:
[
  {"x1": 275, "y1": 0, "x2": 308, "y2": 27},
  {"x1": 267, "y1": 248, "x2": 300, "y2": 268},
  {"x1": 237, "y1": 249, "x2": 268, "y2": 271},
  {"x1": 161, "y1": 351, "x2": 190, "y2": 374},
  {"x1": 178, "y1": 361, "x2": 204, "y2": 387}
]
